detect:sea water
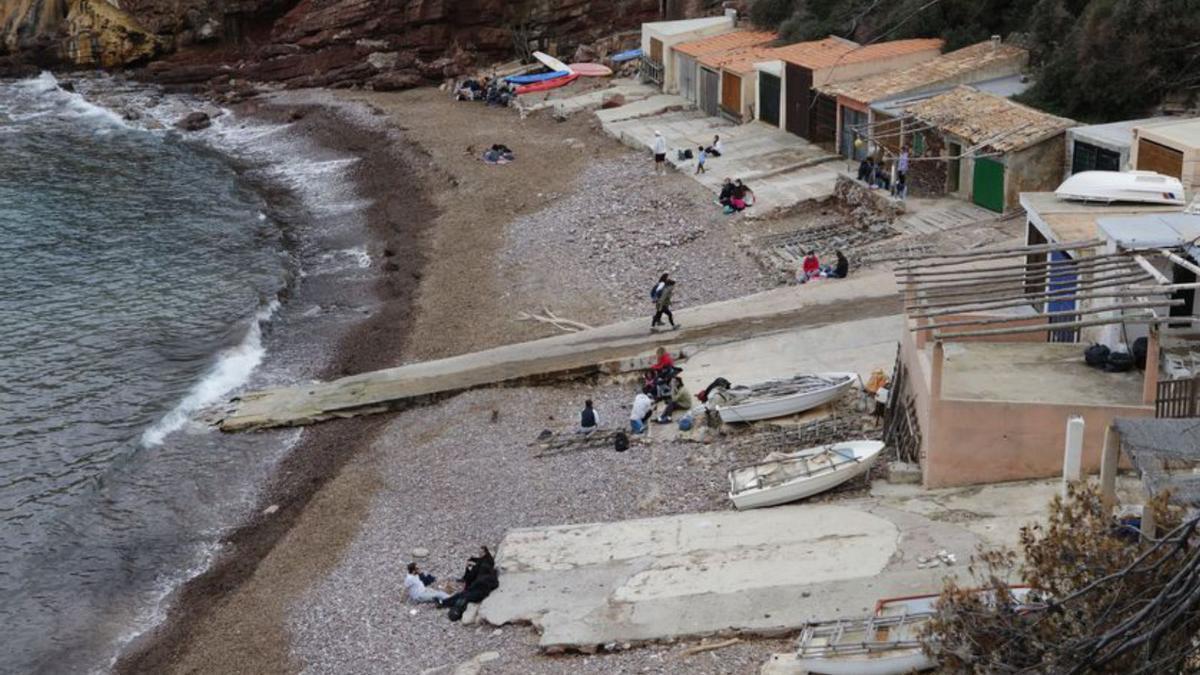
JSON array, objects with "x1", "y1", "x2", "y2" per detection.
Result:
[{"x1": 0, "y1": 74, "x2": 295, "y2": 673}]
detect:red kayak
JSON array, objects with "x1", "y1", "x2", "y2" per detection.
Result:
[{"x1": 515, "y1": 73, "x2": 580, "y2": 95}]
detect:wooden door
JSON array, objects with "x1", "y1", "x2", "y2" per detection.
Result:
[
  {"x1": 813, "y1": 94, "x2": 837, "y2": 145},
  {"x1": 784, "y1": 62, "x2": 811, "y2": 138},
  {"x1": 699, "y1": 68, "x2": 720, "y2": 116},
  {"x1": 972, "y1": 157, "x2": 1005, "y2": 212},
  {"x1": 678, "y1": 55, "x2": 697, "y2": 102},
  {"x1": 721, "y1": 71, "x2": 742, "y2": 117},
  {"x1": 759, "y1": 72, "x2": 781, "y2": 127},
  {"x1": 1137, "y1": 138, "x2": 1184, "y2": 178},
  {"x1": 649, "y1": 38, "x2": 663, "y2": 65}
]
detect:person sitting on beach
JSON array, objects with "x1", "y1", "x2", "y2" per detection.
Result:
[
  {"x1": 706, "y1": 135, "x2": 723, "y2": 157},
  {"x1": 578, "y1": 399, "x2": 601, "y2": 433},
  {"x1": 799, "y1": 250, "x2": 821, "y2": 283},
  {"x1": 651, "y1": 346, "x2": 675, "y2": 374},
  {"x1": 630, "y1": 389, "x2": 655, "y2": 434},
  {"x1": 717, "y1": 178, "x2": 734, "y2": 206},
  {"x1": 656, "y1": 377, "x2": 693, "y2": 423},
  {"x1": 404, "y1": 563, "x2": 450, "y2": 604},
  {"x1": 460, "y1": 546, "x2": 495, "y2": 587},
  {"x1": 832, "y1": 250, "x2": 850, "y2": 279},
  {"x1": 443, "y1": 564, "x2": 500, "y2": 621}
]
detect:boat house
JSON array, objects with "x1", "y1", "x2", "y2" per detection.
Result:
[
  {"x1": 817, "y1": 39, "x2": 1028, "y2": 162},
  {"x1": 1064, "y1": 117, "x2": 1168, "y2": 177},
  {"x1": 672, "y1": 29, "x2": 776, "y2": 114},
  {"x1": 900, "y1": 87, "x2": 1074, "y2": 213},
  {"x1": 751, "y1": 38, "x2": 943, "y2": 142},
  {"x1": 1131, "y1": 117, "x2": 1200, "y2": 194},
  {"x1": 639, "y1": 15, "x2": 736, "y2": 91}
]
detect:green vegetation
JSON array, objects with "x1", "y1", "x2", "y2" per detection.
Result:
[{"x1": 749, "y1": 0, "x2": 1200, "y2": 122}]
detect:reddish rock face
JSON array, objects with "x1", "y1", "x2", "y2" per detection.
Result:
[{"x1": 128, "y1": 0, "x2": 682, "y2": 90}]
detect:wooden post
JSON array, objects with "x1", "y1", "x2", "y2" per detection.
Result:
[
  {"x1": 1100, "y1": 425, "x2": 1120, "y2": 510},
  {"x1": 1062, "y1": 415, "x2": 1085, "y2": 499},
  {"x1": 1141, "y1": 500, "x2": 1157, "y2": 541},
  {"x1": 930, "y1": 340, "x2": 945, "y2": 401},
  {"x1": 1143, "y1": 325, "x2": 1161, "y2": 406}
]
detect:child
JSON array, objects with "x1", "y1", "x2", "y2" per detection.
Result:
[{"x1": 695, "y1": 146, "x2": 708, "y2": 175}]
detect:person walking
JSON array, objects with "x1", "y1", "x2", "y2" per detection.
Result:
[
  {"x1": 695, "y1": 146, "x2": 708, "y2": 175},
  {"x1": 651, "y1": 278, "x2": 677, "y2": 330},
  {"x1": 652, "y1": 131, "x2": 667, "y2": 175}
]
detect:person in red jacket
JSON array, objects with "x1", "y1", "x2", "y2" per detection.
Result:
[{"x1": 800, "y1": 250, "x2": 821, "y2": 283}]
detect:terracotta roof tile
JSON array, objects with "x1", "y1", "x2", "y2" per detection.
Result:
[
  {"x1": 772, "y1": 37, "x2": 943, "y2": 70},
  {"x1": 906, "y1": 86, "x2": 1075, "y2": 153},
  {"x1": 673, "y1": 30, "x2": 777, "y2": 58},
  {"x1": 819, "y1": 41, "x2": 1028, "y2": 103}
]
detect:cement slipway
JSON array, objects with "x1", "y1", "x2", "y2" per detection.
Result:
[
  {"x1": 217, "y1": 271, "x2": 899, "y2": 431},
  {"x1": 478, "y1": 479, "x2": 1059, "y2": 651}
]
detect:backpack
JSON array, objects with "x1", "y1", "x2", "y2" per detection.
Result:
[
  {"x1": 650, "y1": 282, "x2": 663, "y2": 301},
  {"x1": 1084, "y1": 344, "x2": 1110, "y2": 368},
  {"x1": 614, "y1": 432, "x2": 629, "y2": 452}
]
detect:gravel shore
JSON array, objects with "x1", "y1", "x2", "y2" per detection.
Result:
[{"x1": 287, "y1": 383, "x2": 796, "y2": 674}]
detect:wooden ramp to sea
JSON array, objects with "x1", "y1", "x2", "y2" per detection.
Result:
[{"x1": 214, "y1": 277, "x2": 902, "y2": 431}]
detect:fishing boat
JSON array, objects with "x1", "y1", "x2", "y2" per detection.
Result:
[
  {"x1": 567, "y1": 62, "x2": 613, "y2": 77},
  {"x1": 794, "y1": 587, "x2": 1039, "y2": 674},
  {"x1": 1056, "y1": 170, "x2": 1186, "y2": 206},
  {"x1": 610, "y1": 48, "x2": 642, "y2": 63},
  {"x1": 514, "y1": 73, "x2": 580, "y2": 95},
  {"x1": 728, "y1": 440, "x2": 884, "y2": 510},
  {"x1": 716, "y1": 373, "x2": 857, "y2": 423},
  {"x1": 505, "y1": 70, "x2": 570, "y2": 85}
]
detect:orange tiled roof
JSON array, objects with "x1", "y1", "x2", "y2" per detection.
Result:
[
  {"x1": 715, "y1": 37, "x2": 943, "y2": 76},
  {"x1": 674, "y1": 30, "x2": 777, "y2": 59}
]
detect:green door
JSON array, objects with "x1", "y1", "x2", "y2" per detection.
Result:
[{"x1": 972, "y1": 157, "x2": 1005, "y2": 212}]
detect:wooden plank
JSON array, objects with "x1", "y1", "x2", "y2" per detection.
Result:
[
  {"x1": 1133, "y1": 255, "x2": 1172, "y2": 284},
  {"x1": 913, "y1": 269, "x2": 1147, "y2": 301},
  {"x1": 913, "y1": 300, "x2": 1183, "y2": 332},
  {"x1": 907, "y1": 273, "x2": 1158, "y2": 313},
  {"x1": 909, "y1": 290, "x2": 1168, "y2": 320},
  {"x1": 1162, "y1": 249, "x2": 1200, "y2": 276},
  {"x1": 897, "y1": 252, "x2": 1133, "y2": 278},
  {"x1": 901, "y1": 261, "x2": 1139, "y2": 287},
  {"x1": 895, "y1": 239, "x2": 1105, "y2": 269},
  {"x1": 934, "y1": 316, "x2": 1166, "y2": 340}
]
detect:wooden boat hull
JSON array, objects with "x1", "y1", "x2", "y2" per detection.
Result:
[
  {"x1": 717, "y1": 373, "x2": 856, "y2": 423},
  {"x1": 729, "y1": 441, "x2": 884, "y2": 510},
  {"x1": 515, "y1": 73, "x2": 580, "y2": 95}
]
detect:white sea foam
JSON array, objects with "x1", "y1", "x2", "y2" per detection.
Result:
[
  {"x1": 16, "y1": 72, "x2": 132, "y2": 129},
  {"x1": 140, "y1": 298, "x2": 280, "y2": 447}
]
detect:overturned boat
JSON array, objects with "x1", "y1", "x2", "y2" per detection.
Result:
[
  {"x1": 716, "y1": 372, "x2": 857, "y2": 423},
  {"x1": 728, "y1": 440, "x2": 884, "y2": 510},
  {"x1": 1055, "y1": 170, "x2": 1186, "y2": 206}
]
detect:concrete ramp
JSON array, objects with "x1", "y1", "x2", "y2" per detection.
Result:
[
  {"x1": 216, "y1": 274, "x2": 900, "y2": 431},
  {"x1": 479, "y1": 505, "x2": 955, "y2": 651}
]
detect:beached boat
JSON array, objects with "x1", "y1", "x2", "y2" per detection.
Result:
[
  {"x1": 794, "y1": 587, "x2": 1039, "y2": 674},
  {"x1": 716, "y1": 373, "x2": 857, "y2": 423},
  {"x1": 567, "y1": 62, "x2": 613, "y2": 77},
  {"x1": 515, "y1": 73, "x2": 580, "y2": 95},
  {"x1": 610, "y1": 48, "x2": 642, "y2": 63},
  {"x1": 532, "y1": 51, "x2": 573, "y2": 74},
  {"x1": 505, "y1": 70, "x2": 570, "y2": 84},
  {"x1": 1056, "y1": 170, "x2": 1186, "y2": 206},
  {"x1": 728, "y1": 440, "x2": 884, "y2": 510}
]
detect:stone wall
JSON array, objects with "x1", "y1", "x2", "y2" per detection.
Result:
[
  {"x1": 908, "y1": 129, "x2": 947, "y2": 198},
  {"x1": 834, "y1": 173, "x2": 905, "y2": 226}
]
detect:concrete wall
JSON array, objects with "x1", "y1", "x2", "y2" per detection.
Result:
[
  {"x1": 1005, "y1": 134, "x2": 1067, "y2": 213},
  {"x1": 642, "y1": 18, "x2": 735, "y2": 93},
  {"x1": 1065, "y1": 129, "x2": 1132, "y2": 179}
]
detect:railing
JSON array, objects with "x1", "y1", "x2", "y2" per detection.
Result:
[
  {"x1": 1156, "y1": 376, "x2": 1200, "y2": 418},
  {"x1": 639, "y1": 56, "x2": 663, "y2": 86}
]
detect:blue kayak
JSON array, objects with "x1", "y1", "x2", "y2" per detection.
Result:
[
  {"x1": 611, "y1": 49, "x2": 642, "y2": 63},
  {"x1": 505, "y1": 70, "x2": 570, "y2": 85}
]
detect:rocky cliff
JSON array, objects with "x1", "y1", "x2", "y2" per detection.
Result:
[{"x1": 2, "y1": 0, "x2": 727, "y2": 91}]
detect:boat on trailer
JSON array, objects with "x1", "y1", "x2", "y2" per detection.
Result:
[
  {"x1": 1055, "y1": 170, "x2": 1186, "y2": 206},
  {"x1": 728, "y1": 440, "x2": 885, "y2": 510},
  {"x1": 716, "y1": 373, "x2": 857, "y2": 423}
]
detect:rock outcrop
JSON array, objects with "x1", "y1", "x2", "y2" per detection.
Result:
[
  {"x1": 3, "y1": 0, "x2": 733, "y2": 92},
  {"x1": 1, "y1": 0, "x2": 163, "y2": 74}
]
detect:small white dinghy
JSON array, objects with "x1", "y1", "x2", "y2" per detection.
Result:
[
  {"x1": 728, "y1": 440, "x2": 884, "y2": 510},
  {"x1": 1056, "y1": 170, "x2": 1186, "y2": 206},
  {"x1": 716, "y1": 373, "x2": 857, "y2": 423}
]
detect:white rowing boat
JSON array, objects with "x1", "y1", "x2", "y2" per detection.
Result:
[
  {"x1": 1056, "y1": 170, "x2": 1186, "y2": 206},
  {"x1": 532, "y1": 51, "x2": 573, "y2": 75},
  {"x1": 728, "y1": 440, "x2": 884, "y2": 510},
  {"x1": 716, "y1": 372, "x2": 857, "y2": 423}
]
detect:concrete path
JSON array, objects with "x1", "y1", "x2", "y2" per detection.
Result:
[
  {"x1": 599, "y1": 107, "x2": 840, "y2": 215},
  {"x1": 216, "y1": 271, "x2": 900, "y2": 431},
  {"x1": 479, "y1": 479, "x2": 1058, "y2": 651}
]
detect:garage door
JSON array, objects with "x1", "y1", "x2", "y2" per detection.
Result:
[
  {"x1": 1137, "y1": 138, "x2": 1184, "y2": 178},
  {"x1": 759, "y1": 73, "x2": 781, "y2": 127},
  {"x1": 678, "y1": 55, "x2": 697, "y2": 102},
  {"x1": 699, "y1": 68, "x2": 720, "y2": 117},
  {"x1": 972, "y1": 157, "x2": 1005, "y2": 212},
  {"x1": 721, "y1": 71, "x2": 742, "y2": 117}
]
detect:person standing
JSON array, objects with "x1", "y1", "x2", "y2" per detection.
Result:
[
  {"x1": 651, "y1": 278, "x2": 677, "y2": 330},
  {"x1": 695, "y1": 146, "x2": 708, "y2": 175},
  {"x1": 404, "y1": 563, "x2": 450, "y2": 604},
  {"x1": 578, "y1": 399, "x2": 600, "y2": 433},
  {"x1": 652, "y1": 131, "x2": 667, "y2": 175},
  {"x1": 897, "y1": 145, "x2": 910, "y2": 185}
]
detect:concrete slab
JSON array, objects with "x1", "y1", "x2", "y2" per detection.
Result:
[
  {"x1": 479, "y1": 477, "x2": 1061, "y2": 651},
  {"x1": 518, "y1": 79, "x2": 659, "y2": 117},
  {"x1": 681, "y1": 314, "x2": 904, "y2": 393},
  {"x1": 217, "y1": 272, "x2": 900, "y2": 431},
  {"x1": 940, "y1": 342, "x2": 1145, "y2": 406},
  {"x1": 592, "y1": 94, "x2": 691, "y2": 123}
]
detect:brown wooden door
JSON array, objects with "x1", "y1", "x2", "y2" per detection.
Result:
[
  {"x1": 1137, "y1": 138, "x2": 1184, "y2": 178},
  {"x1": 650, "y1": 38, "x2": 663, "y2": 65},
  {"x1": 721, "y1": 71, "x2": 741, "y2": 117},
  {"x1": 785, "y1": 62, "x2": 812, "y2": 139},
  {"x1": 813, "y1": 94, "x2": 837, "y2": 145}
]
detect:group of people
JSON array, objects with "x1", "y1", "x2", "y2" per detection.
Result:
[
  {"x1": 651, "y1": 132, "x2": 724, "y2": 176},
  {"x1": 798, "y1": 249, "x2": 850, "y2": 284},
  {"x1": 855, "y1": 145, "x2": 910, "y2": 199},
  {"x1": 404, "y1": 546, "x2": 499, "y2": 621},
  {"x1": 630, "y1": 347, "x2": 693, "y2": 432},
  {"x1": 455, "y1": 77, "x2": 515, "y2": 107},
  {"x1": 717, "y1": 178, "x2": 755, "y2": 213}
]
